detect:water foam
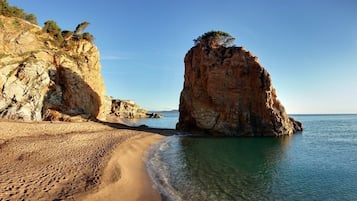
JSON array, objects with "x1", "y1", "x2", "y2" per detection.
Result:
[{"x1": 146, "y1": 136, "x2": 183, "y2": 201}]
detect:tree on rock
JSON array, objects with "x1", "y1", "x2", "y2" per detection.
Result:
[
  {"x1": 194, "y1": 30, "x2": 235, "y2": 48},
  {"x1": 74, "y1": 21, "x2": 90, "y2": 34}
]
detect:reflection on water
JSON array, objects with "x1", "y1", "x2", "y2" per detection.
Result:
[
  {"x1": 159, "y1": 137, "x2": 291, "y2": 200},
  {"x1": 148, "y1": 114, "x2": 357, "y2": 201},
  {"x1": 120, "y1": 111, "x2": 179, "y2": 129}
]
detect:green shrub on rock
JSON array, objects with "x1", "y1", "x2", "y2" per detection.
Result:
[
  {"x1": 194, "y1": 30, "x2": 235, "y2": 48},
  {"x1": 0, "y1": 0, "x2": 37, "y2": 24},
  {"x1": 43, "y1": 20, "x2": 63, "y2": 46}
]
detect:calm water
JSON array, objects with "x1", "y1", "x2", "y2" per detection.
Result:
[
  {"x1": 122, "y1": 111, "x2": 179, "y2": 129},
  {"x1": 143, "y1": 114, "x2": 357, "y2": 201}
]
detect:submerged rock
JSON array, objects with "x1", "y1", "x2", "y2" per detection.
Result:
[{"x1": 177, "y1": 40, "x2": 302, "y2": 136}]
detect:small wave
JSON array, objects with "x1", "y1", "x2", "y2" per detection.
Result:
[
  {"x1": 326, "y1": 136, "x2": 357, "y2": 145},
  {"x1": 146, "y1": 136, "x2": 184, "y2": 201}
]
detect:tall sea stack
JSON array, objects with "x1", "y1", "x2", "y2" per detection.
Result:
[{"x1": 177, "y1": 31, "x2": 302, "y2": 136}]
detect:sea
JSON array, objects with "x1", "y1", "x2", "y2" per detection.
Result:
[{"x1": 131, "y1": 112, "x2": 357, "y2": 201}]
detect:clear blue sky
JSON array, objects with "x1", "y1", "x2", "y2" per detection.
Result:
[{"x1": 8, "y1": 0, "x2": 357, "y2": 113}]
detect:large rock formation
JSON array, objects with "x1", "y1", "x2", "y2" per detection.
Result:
[
  {"x1": 177, "y1": 43, "x2": 302, "y2": 136},
  {"x1": 0, "y1": 15, "x2": 109, "y2": 121}
]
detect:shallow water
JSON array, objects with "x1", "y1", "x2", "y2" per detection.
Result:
[
  {"x1": 123, "y1": 111, "x2": 179, "y2": 129},
  {"x1": 145, "y1": 114, "x2": 357, "y2": 201}
]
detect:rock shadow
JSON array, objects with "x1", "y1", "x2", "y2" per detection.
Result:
[
  {"x1": 41, "y1": 66, "x2": 176, "y2": 136},
  {"x1": 42, "y1": 66, "x2": 100, "y2": 121},
  {"x1": 95, "y1": 119, "x2": 177, "y2": 136}
]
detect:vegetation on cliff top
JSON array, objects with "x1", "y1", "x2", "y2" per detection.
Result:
[
  {"x1": 42, "y1": 20, "x2": 94, "y2": 47},
  {"x1": 0, "y1": 0, "x2": 37, "y2": 24},
  {"x1": 74, "y1": 21, "x2": 90, "y2": 34},
  {"x1": 1, "y1": 0, "x2": 94, "y2": 47},
  {"x1": 194, "y1": 30, "x2": 235, "y2": 48}
]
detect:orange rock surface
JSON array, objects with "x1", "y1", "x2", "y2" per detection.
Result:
[{"x1": 177, "y1": 45, "x2": 302, "y2": 136}]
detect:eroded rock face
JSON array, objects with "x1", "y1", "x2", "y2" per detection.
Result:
[
  {"x1": 0, "y1": 16, "x2": 109, "y2": 121},
  {"x1": 177, "y1": 45, "x2": 302, "y2": 136}
]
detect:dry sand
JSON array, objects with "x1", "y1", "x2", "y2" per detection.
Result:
[{"x1": 0, "y1": 120, "x2": 168, "y2": 201}]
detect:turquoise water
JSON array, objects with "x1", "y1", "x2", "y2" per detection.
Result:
[
  {"x1": 145, "y1": 114, "x2": 357, "y2": 201},
  {"x1": 122, "y1": 111, "x2": 179, "y2": 129}
]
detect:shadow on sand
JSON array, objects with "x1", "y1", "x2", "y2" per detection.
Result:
[{"x1": 95, "y1": 119, "x2": 177, "y2": 136}]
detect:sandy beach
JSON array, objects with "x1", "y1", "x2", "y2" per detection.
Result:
[{"x1": 0, "y1": 120, "x2": 169, "y2": 201}]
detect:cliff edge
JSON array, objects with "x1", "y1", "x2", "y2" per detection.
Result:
[
  {"x1": 0, "y1": 15, "x2": 109, "y2": 121},
  {"x1": 177, "y1": 32, "x2": 302, "y2": 136}
]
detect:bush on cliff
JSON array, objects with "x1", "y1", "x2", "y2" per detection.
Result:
[
  {"x1": 194, "y1": 30, "x2": 235, "y2": 48},
  {"x1": 61, "y1": 30, "x2": 74, "y2": 41},
  {"x1": 0, "y1": 0, "x2": 37, "y2": 24},
  {"x1": 43, "y1": 20, "x2": 94, "y2": 47},
  {"x1": 81, "y1": 32, "x2": 94, "y2": 43},
  {"x1": 23, "y1": 13, "x2": 37, "y2": 24},
  {"x1": 43, "y1": 20, "x2": 64, "y2": 46}
]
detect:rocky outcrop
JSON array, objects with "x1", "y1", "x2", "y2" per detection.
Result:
[
  {"x1": 110, "y1": 99, "x2": 163, "y2": 119},
  {"x1": 110, "y1": 99, "x2": 148, "y2": 119},
  {"x1": 0, "y1": 16, "x2": 109, "y2": 121},
  {"x1": 177, "y1": 44, "x2": 302, "y2": 136},
  {"x1": 146, "y1": 112, "x2": 163, "y2": 118}
]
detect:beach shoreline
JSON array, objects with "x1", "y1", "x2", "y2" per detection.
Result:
[
  {"x1": 0, "y1": 120, "x2": 166, "y2": 201},
  {"x1": 80, "y1": 133, "x2": 164, "y2": 201}
]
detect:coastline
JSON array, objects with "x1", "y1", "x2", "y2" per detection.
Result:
[
  {"x1": 80, "y1": 133, "x2": 164, "y2": 201},
  {"x1": 0, "y1": 120, "x2": 165, "y2": 201}
]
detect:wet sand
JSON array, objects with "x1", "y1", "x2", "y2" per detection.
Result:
[{"x1": 0, "y1": 120, "x2": 167, "y2": 201}]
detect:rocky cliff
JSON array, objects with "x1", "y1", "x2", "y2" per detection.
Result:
[
  {"x1": 110, "y1": 99, "x2": 162, "y2": 119},
  {"x1": 0, "y1": 15, "x2": 109, "y2": 121},
  {"x1": 110, "y1": 99, "x2": 148, "y2": 119},
  {"x1": 177, "y1": 44, "x2": 302, "y2": 136}
]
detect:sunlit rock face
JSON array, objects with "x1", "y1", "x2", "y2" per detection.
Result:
[
  {"x1": 110, "y1": 99, "x2": 148, "y2": 119},
  {"x1": 177, "y1": 44, "x2": 302, "y2": 136},
  {"x1": 0, "y1": 16, "x2": 109, "y2": 121}
]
